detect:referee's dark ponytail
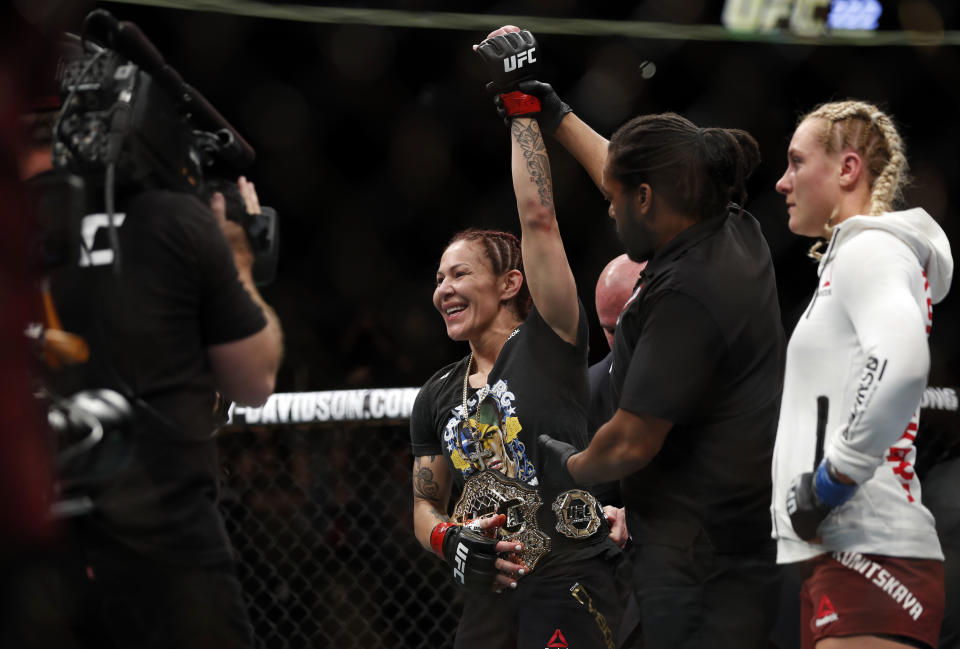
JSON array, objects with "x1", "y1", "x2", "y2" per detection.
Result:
[
  {"x1": 700, "y1": 126, "x2": 761, "y2": 217},
  {"x1": 608, "y1": 112, "x2": 761, "y2": 221}
]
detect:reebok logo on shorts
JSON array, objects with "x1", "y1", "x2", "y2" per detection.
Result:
[
  {"x1": 545, "y1": 628, "x2": 568, "y2": 648},
  {"x1": 815, "y1": 595, "x2": 839, "y2": 627},
  {"x1": 832, "y1": 551, "x2": 925, "y2": 621}
]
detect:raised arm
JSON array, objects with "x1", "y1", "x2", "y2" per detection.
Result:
[
  {"x1": 511, "y1": 78, "x2": 610, "y2": 194},
  {"x1": 476, "y1": 25, "x2": 611, "y2": 200},
  {"x1": 475, "y1": 29, "x2": 580, "y2": 343},
  {"x1": 510, "y1": 117, "x2": 579, "y2": 343},
  {"x1": 553, "y1": 111, "x2": 610, "y2": 194}
]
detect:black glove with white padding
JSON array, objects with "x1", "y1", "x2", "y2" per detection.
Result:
[
  {"x1": 476, "y1": 28, "x2": 572, "y2": 133},
  {"x1": 430, "y1": 519, "x2": 500, "y2": 591},
  {"x1": 537, "y1": 434, "x2": 579, "y2": 492},
  {"x1": 475, "y1": 29, "x2": 543, "y2": 119},
  {"x1": 787, "y1": 459, "x2": 858, "y2": 541}
]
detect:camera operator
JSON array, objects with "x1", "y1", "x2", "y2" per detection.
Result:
[{"x1": 12, "y1": 123, "x2": 283, "y2": 649}]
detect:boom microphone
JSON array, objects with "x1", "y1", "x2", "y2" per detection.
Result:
[{"x1": 80, "y1": 9, "x2": 254, "y2": 168}]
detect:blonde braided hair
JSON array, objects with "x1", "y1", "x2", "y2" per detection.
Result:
[
  {"x1": 800, "y1": 101, "x2": 909, "y2": 259},
  {"x1": 804, "y1": 100, "x2": 908, "y2": 216}
]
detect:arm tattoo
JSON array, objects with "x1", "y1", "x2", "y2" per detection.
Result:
[
  {"x1": 413, "y1": 456, "x2": 450, "y2": 525},
  {"x1": 511, "y1": 119, "x2": 555, "y2": 211},
  {"x1": 413, "y1": 455, "x2": 442, "y2": 502}
]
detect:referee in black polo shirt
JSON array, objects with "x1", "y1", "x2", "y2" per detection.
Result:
[{"x1": 528, "y1": 80, "x2": 786, "y2": 648}]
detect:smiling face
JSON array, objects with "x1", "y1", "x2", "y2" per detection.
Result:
[
  {"x1": 776, "y1": 117, "x2": 843, "y2": 237},
  {"x1": 433, "y1": 239, "x2": 505, "y2": 342}
]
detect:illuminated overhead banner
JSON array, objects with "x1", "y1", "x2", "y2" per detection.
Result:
[{"x1": 723, "y1": 0, "x2": 882, "y2": 36}]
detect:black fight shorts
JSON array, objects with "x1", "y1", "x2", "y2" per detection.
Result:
[{"x1": 455, "y1": 543, "x2": 624, "y2": 649}]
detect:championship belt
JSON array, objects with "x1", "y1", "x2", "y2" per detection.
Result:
[
  {"x1": 551, "y1": 489, "x2": 604, "y2": 539},
  {"x1": 453, "y1": 470, "x2": 551, "y2": 569}
]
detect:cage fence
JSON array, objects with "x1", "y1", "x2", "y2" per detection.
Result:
[
  {"x1": 218, "y1": 389, "x2": 460, "y2": 649},
  {"x1": 217, "y1": 383, "x2": 960, "y2": 649}
]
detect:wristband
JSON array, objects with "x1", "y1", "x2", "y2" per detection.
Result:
[
  {"x1": 501, "y1": 91, "x2": 541, "y2": 117},
  {"x1": 430, "y1": 522, "x2": 457, "y2": 559},
  {"x1": 814, "y1": 461, "x2": 858, "y2": 508}
]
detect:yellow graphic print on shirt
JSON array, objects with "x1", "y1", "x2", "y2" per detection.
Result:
[{"x1": 444, "y1": 380, "x2": 537, "y2": 485}]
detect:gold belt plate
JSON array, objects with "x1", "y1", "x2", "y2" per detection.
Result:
[
  {"x1": 453, "y1": 470, "x2": 551, "y2": 570},
  {"x1": 551, "y1": 489, "x2": 603, "y2": 539}
]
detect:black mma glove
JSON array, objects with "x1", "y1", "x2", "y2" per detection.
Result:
[
  {"x1": 786, "y1": 459, "x2": 858, "y2": 541},
  {"x1": 430, "y1": 522, "x2": 499, "y2": 591},
  {"x1": 475, "y1": 30, "x2": 543, "y2": 120},
  {"x1": 537, "y1": 434, "x2": 578, "y2": 491},
  {"x1": 514, "y1": 80, "x2": 572, "y2": 135},
  {"x1": 490, "y1": 80, "x2": 572, "y2": 134}
]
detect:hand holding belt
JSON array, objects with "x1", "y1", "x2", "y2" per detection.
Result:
[
  {"x1": 453, "y1": 469, "x2": 607, "y2": 571},
  {"x1": 552, "y1": 489, "x2": 604, "y2": 539},
  {"x1": 430, "y1": 518, "x2": 500, "y2": 591},
  {"x1": 536, "y1": 435, "x2": 607, "y2": 543},
  {"x1": 454, "y1": 470, "x2": 550, "y2": 569}
]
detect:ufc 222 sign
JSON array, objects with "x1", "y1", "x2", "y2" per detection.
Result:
[{"x1": 79, "y1": 213, "x2": 127, "y2": 267}]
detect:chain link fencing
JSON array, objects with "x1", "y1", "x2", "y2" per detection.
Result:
[{"x1": 218, "y1": 393, "x2": 462, "y2": 648}]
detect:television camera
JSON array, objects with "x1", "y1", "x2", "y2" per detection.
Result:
[
  {"x1": 32, "y1": 9, "x2": 278, "y2": 516},
  {"x1": 38, "y1": 8, "x2": 278, "y2": 284}
]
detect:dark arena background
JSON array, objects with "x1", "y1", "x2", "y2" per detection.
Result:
[{"x1": 3, "y1": 1, "x2": 959, "y2": 648}]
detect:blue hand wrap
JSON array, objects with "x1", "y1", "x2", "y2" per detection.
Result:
[{"x1": 814, "y1": 460, "x2": 858, "y2": 508}]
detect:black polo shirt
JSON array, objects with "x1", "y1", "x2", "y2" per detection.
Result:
[
  {"x1": 48, "y1": 190, "x2": 267, "y2": 566},
  {"x1": 610, "y1": 206, "x2": 785, "y2": 553}
]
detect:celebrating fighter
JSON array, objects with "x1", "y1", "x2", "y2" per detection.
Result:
[{"x1": 409, "y1": 28, "x2": 623, "y2": 649}]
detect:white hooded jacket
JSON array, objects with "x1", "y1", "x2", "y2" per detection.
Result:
[{"x1": 771, "y1": 208, "x2": 953, "y2": 564}]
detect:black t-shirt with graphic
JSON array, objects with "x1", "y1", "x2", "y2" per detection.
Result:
[
  {"x1": 610, "y1": 208, "x2": 785, "y2": 554},
  {"x1": 411, "y1": 301, "x2": 609, "y2": 561},
  {"x1": 47, "y1": 189, "x2": 266, "y2": 566}
]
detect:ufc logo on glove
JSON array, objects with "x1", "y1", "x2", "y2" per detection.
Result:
[
  {"x1": 454, "y1": 542, "x2": 469, "y2": 584},
  {"x1": 503, "y1": 48, "x2": 536, "y2": 72}
]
